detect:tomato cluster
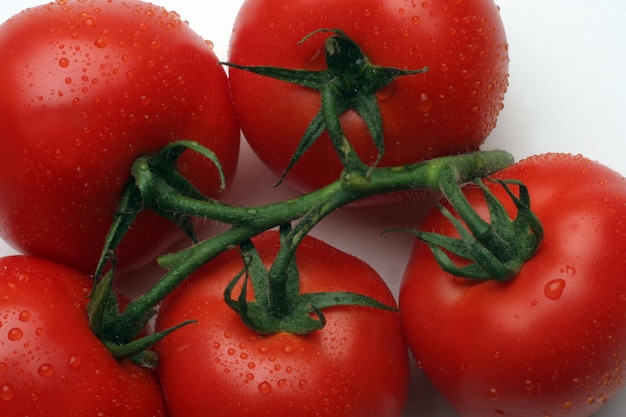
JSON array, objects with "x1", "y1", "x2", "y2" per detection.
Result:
[{"x1": 0, "y1": 1, "x2": 624, "y2": 417}]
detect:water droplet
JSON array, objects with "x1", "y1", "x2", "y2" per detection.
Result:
[
  {"x1": 299, "y1": 379, "x2": 308, "y2": 389},
  {"x1": 8, "y1": 328, "x2": 23, "y2": 341},
  {"x1": 37, "y1": 364, "x2": 54, "y2": 378},
  {"x1": 523, "y1": 380, "x2": 535, "y2": 391},
  {"x1": 544, "y1": 279, "x2": 566, "y2": 300},
  {"x1": 411, "y1": 16, "x2": 421, "y2": 25},
  {"x1": 18, "y1": 311, "x2": 31, "y2": 322},
  {"x1": 94, "y1": 37, "x2": 107, "y2": 48},
  {"x1": 258, "y1": 381, "x2": 272, "y2": 394},
  {"x1": 0, "y1": 384, "x2": 15, "y2": 401},
  {"x1": 563, "y1": 401, "x2": 574, "y2": 411},
  {"x1": 67, "y1": 355, "x2": 81, "y2": 369},
  {"x1": 150, "y1": 39, "x2": 161, "y2": 50},
  {"x1": 418, "y1": 93, "x2": 433, "y2": 112},
  {"x1": 277, "y1": 379, "x2": 287, "y2": 388},
  {"x1": 227, "y1": 348, "x2": 236, "y2": 356},
  {"x1": 565, "y1": 265, "x2": 576, "y2": 277},
  {"x1": 487, "y1": 387, "x2": 500, "y2": 400},
  {"x1": 375, "y1": 82, "x2": 396, "y2": 101},
  {"x1": 83, "y1": 15, "x2": 97, "y2": 27},
  {"x1": 59, "y1": 58, "x2": 70, "y2": 68}
]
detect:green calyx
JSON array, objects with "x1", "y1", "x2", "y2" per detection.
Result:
[
  {"x1": 404, "y1": 175, "x2": 543, "y2": 282},
  {"x1": 224, "y1": 225, "x2": 396, "y2": 335},
  {"x1": 87, "y1": 269, "x2": 195, "y2": 367},
  {"x1": 222, "y1": 28, "x2": 428, "y2": 181},
  {"x1": 88, "y1": 140, "x2": 222, "y2": 366}
]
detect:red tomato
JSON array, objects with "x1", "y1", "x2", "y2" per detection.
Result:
[
  {"x1": 228, "y1": 0, "x2": 508, "y2": 193},
  {"x1": 400, "y1": 154, "x2": 626, "y2": 416},
  {"x1": 0, "y1": 0, "x2": 240, "y2": 273},
  {"x1": 0, "y1": 255, "x2": 167, "y2": 417},
  {"x1": 155, "y1": 231, "x2": 409, "y2": 417}
]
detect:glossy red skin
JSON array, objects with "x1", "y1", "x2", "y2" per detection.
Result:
[
  {"x1": 228, "y1": 0, "x2": 508, "y2": 194},
  {"x1": 0, "y1": 0, "x2": 240, "y2": 273},
  {"x1": 400, "y1": 154, "x2": 626, "y2": 416},
  {"x1": 155, "y1": 231, "x2": 409, "y2": 417},
  {"x1": 0, "y1": 255, "x2": 167, "y2": 417}
]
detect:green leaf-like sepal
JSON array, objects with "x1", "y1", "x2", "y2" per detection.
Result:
[
  {"x1": 222, "y1": 29, "x2": 427, "y2": 183},
  {"x1": 403, "y1": 178, "x2": 543, "y2": 282},
  {"x1": 224, "y1": 230, "x2": 397, "y2": 336}
]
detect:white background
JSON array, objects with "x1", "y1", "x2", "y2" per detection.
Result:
[{"x1": 0, "y1": 1, "x2": 625, "y2": 416}]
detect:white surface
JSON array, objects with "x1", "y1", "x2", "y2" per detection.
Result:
[{"x1": 0, "y1": 1, "x2": 625, "y2": 416}]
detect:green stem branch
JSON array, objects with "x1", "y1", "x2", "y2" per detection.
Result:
[{"x1": 116, "y1": 150, "x2": 514, "y2": 328}]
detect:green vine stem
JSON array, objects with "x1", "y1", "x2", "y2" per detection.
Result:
[{"x1": 90, "y1": 146, "x2": 515, "y2": 359}]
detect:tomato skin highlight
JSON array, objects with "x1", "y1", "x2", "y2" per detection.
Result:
[
  {"x1": 229, "y1": 0, "x2": 508, "y2": 193},
  {"x1": 400, "y1": 153, "x2": 626, "y2": 416},
  {"x1": 155, "y1": 231, "x2": 409, "y2": 417},
  {"x1": 0, "y1": 0, "x2": 240, "y2": 273},
  {"x1": 0, "y1": 255, "x2": 167, "y2": 417}
]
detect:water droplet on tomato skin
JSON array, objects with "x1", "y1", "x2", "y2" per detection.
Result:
[
  {"x1": 18, "y1": 311, "x2": 31, "y2": 322},
  {"x1": 67, "y1": 355, "x2": 81, "y2": 370},
  {"x1": 0, "y1": 384, "x2": 15, "y2": 401},
  {"x1": 82, "y1": 14, "x2": 97, "y2": 28},
  {"x1": 94, "y1": 37, "x2": 108, "y2": 49},
  {"x1": 487, "y1": 388, "x2": 500, "y2": 400},
  {"x1": 544, "y1": 279, "x2": 566, "y2": 300},
  {"x1": 258, "y1": 381, "x2": 272, "y2": 394},
  {"x1": 37, "y1": 363, "x2": 55, "y2": 378},
  {"x1": 8, "y1": 328, "x2": 23, "y2": 341}
]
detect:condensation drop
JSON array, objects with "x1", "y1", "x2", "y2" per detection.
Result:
[
  {"x1": 18, "y1": 311, "x2": 31, "y2": 322},
  {"x1": 418, "y1": 93, "x2": 434, "y2": 112},
  {"x1": 258, "y1": 381, "x2": 272, "y2": 394},
  {"x1": 8, "y1": 328, "x2": 23, "y2": 341},
  {"x1": 94, "y1": 37, "x2": 108, "y2": 48},
  {"x1": 487, "y1": 388, "x2": 500, "y2": 400},
  {"x1": 37, "y1": 364, "x2": 55, "y2": 378},
  {"x1": 83, "y1": 15, "x2": 97, "y2": 27},
  {"x1": 0, "y1": 384, "x2": 15, "y2": 401},
  {"x1": 544, "y1": 279, "x2": 566, "y2": 300},
  {"x1": 59, "y1": 58, "x2": 70, "y2": 68},
  {"x1": 67, "y1": 355, "x2": 81, "y2": 369}
]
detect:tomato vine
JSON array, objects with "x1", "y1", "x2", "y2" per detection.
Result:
[{"x1": 87, "y1": 29, "x2": 522, "y2": 365}]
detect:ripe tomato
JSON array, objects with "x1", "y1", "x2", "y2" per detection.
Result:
[
  {"x1": 155, "y1": 231, "x2": 409, "y2": 417},
  {"x1": 0, "y1": 255, "x2": 167, "y2": 417},
  {"x1": 0, "y1": 0, "x2": 240, "y2": 273},
  {"x1": 400, "y1": 154, "x2": 626, "y2": 416},
  {"x1": 228, "y1": 0, "x2": 508, "y2": 193}
]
